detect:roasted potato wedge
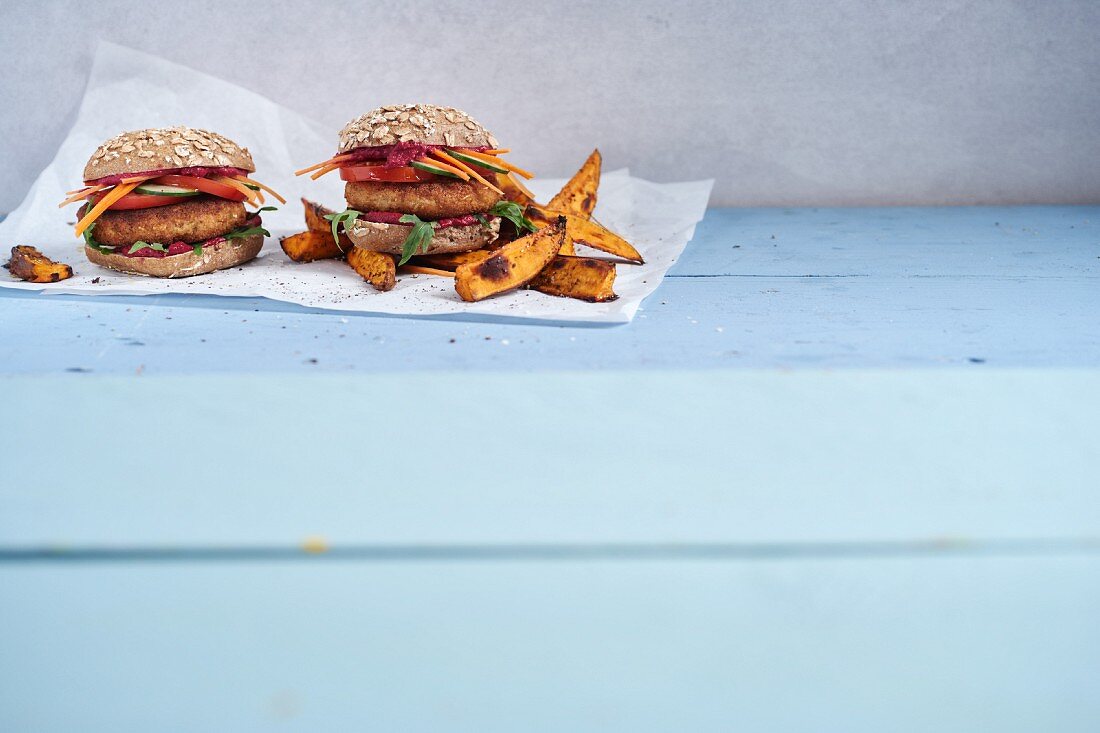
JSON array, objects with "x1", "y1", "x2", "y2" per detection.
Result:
[
  {"x1": 528, "y1": 255, "x2": 618, "y2": 302},
  {"x1": 529, "y1": 205, "x2": 642, "y2": 264},
  {"x1": 455, "y1": 217, "x2": 566, "y2": 302},
  {"x1": 302, "y1": 197, "x2": 336, "y2": 234},
  {"x1": 6, "y1": 246, "x2": 73, "y2": 283},
  {"x1": 280, "y1": 230, "x2": 349, "y2": 263},
  {"x1": 547, "y1": 148, "x2": 601, "y2": 220},
  {"x1": 346, "y1": 246, "x2": 396, "y2": 292}
]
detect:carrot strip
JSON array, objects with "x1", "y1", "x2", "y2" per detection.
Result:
[
  {"x1": 399, "y1": 265, "x2": 455, "y2": 278},
  {"x1": 481, "y1": 148, "x2": 510, "y2": 154},
  {"x1": 58, "y1": 190, "x2": 98, "y2": 208},
  {"x1": 420, "y1": 155, "x2": 470, "y2": 181},
  {"x1": 507, "y1": 172, "x2": 537, "y2": 201},
  {"x1": 74, "y1": 180, "x2": 143, "y2": 237},
  {"x1": 309, "y1": 162, "x2": 344, "y2": 180},
  {"x1": 65, "y1": 184, "x2": 107, "y2": 196},
  {"x1": 430, "y1": 151, "x2": 504, "y2": 194},
  {"x1": 211, "y1": 175, "x2": 261, "y2": 206},
  {"x1": 459, "y1": 150, "x2": 534, "y2": 179},
  {"x1": 233, "y1": 175, "x2": 286, "y2": 204},
  {"x1": 295, "y1": 153, "x2": 355, "y2": 176}
]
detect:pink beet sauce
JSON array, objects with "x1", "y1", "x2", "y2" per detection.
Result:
[
  {"x1": 342, "y1": 142, "x2": 491, "y2": 169},
  {"x1": 86, "y1": 166, "x2": 252, "y2": 187},
  {"x1": 359, "y1": 212, "x2": 493, "y2": 228}
]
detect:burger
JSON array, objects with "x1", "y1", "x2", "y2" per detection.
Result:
[
  {"x1": 296, "y1": 104, "x2": 537, "y2": 264},
  {"x1": 59, "y1": 126, "x2": 284, "y2": 278}
]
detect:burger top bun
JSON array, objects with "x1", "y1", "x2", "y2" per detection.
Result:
[
  {"x1": 338, "y1": 104, "x2": 499, "y2": 153},
  {"x1": 83, "y1": 126, "x2": 256, "y2": 182}
]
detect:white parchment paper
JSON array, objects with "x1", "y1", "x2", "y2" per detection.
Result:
[{"x1": 0, "y1": 42, "x2": 712, "y2": 324}]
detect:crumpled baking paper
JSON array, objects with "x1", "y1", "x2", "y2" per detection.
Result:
[{"x1": 0, "y1": 42, "x2": 712, "y2": 324}]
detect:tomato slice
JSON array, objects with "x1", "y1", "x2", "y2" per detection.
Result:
[
  {"x1": 340, "y1": 164, "x2": 439, "y2": 183},
  {"x1": 153, "y1": 175, "x2": 248, "y2": 201},
  {"x1": 93, "y1": 192, "x2": 182, "y2": 211}
]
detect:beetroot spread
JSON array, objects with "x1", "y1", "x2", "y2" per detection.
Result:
[
  {"x1": 120, "y1": 215, "x2": 262, "y2": 258},
  {"x1": 86, "y1": 166, "x2": 251, "y2": 187},
  {"x1": 359, "y1": 211, "x2": 492, "y2": 228},
  {"x1": 343, "y1": 142, "x2": 491, "y2": 169}
]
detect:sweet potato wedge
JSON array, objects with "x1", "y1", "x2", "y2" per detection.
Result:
[
  {"x1": 454, "y1": 217, "x2": 566, "y2": 302},
  {"x1": 547, "y1": 149, "x2": 601, "y2": 219},
  {"x1": 6, "y1": 246, "x2": 73, "y2": 283},
  {"x1": 302, "y1": 197, "x2": 336, "y2": 235},
  {"x1": 528, "y1": 255, "x2": 618, "y2": 302},
  {"x1": 346, "y1": 246, "x2": 396, "y2": 292},
  {"x1": 529, "y1": 206, "x2": 642, "y2": 264},
  {"x1": 280, "y1": 230, "x2": 348, "y2": 263}
]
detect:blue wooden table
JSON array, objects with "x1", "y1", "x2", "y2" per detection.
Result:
[{"x1": 2, "y1": 206, "x2": 1099, "y2": 732}]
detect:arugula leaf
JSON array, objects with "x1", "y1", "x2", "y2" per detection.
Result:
[
  {"x1": 491, "y1": 200, "x2": 537, "y2": 234},
  {"x1": 191, "y1": 243, "x2": 204, "y2": 255},
  {"x1": 397, "y1": 214, "x2": 435, "y2": 265},
  {"x1": 226, "y1": 226, "x2": 271, "y2": 240},
  {"x1": 474, "y1": 213, "x2": 489, "y2": 227},
  {"x1": 323, "y1": 209, "x2": 362, "y2": 249},
  {"x1": 257, "y1": 206, "x2": 278, "y2": 213},
  {"x1": 127, "y1": 241, "x2": 167, "y2": 254}
]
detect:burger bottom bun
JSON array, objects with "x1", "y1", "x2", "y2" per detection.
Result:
[
  {"x1": 346, "y1": 217, "x2": 500, "y2": 255},
  {"x1": 84, "y1": 234, "x2": 263, "y2": 278}
]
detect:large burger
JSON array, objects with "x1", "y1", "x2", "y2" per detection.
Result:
[
  {"x1": 59, "y1": 126, "x2": 284, "y2": 278},
  {"x1": 296, "y1": 104, "x2": 537, "y2": 263}
]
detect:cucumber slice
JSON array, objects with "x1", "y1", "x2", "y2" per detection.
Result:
[
  {"x1": 446, "y1": 149, "x2": 509, "y2": 174},
  {"x1": 409, "y1": 160, "x2": 463, "y2": 180},
  {"x1": 133, "y1": 183, "x2": 199, "y2": 197}
]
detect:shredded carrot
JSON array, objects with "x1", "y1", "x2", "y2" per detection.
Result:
[
  {"x1": 74, "y1": 180, "x2": 144, "y2": 237},
  {"x1": 459, "y1": 150, "x2": 534, "y2": 179},
  {"x1": 233, "y1": 175, "x2": 286, "y2": 204},
  {"x1": 65, "y1": 184, "x2": 107, "y2": 196},
  {"x1": 430, "y1": 151, "x2": 504, "y2": 195},
  {"x1": 507, "y1": 172, "x2": 538, "y2": 201},
  {"x1": 210, "y1": 175, "x2": 261, "y2": 206},
  {"x1": 295, "y1": 153, "x2": 355, "y2": 176},
  {"x1": 399, "y1": 264, "x2": 455, "y2": 278},
  {"x1": 309, "y1": 162, "x2": 345, "y2": 180},
  {"x1": 481, "y1": 148, "x2": 511, "y2": 155},
  {"x1": 58, "y1": 190, "x2": 98, "y2": 208},
  {"x1": 419, "y1": 155, "x2": 470, "y2": 181}
]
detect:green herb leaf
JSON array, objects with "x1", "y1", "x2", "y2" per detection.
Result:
[
  {"x1": 490, "y1": 200, "x2": 538, "y2": 234},
  {"x1": 397, "y1": 214, "x2": 435, "y2": 265},
  {"x1": 127, "y1": 241, "x2": 167, "y2": 254},
  {"x1": 226, "y1": 226, "x2": 271, "y2": 240},
  {"x1": 474, "y1": 213, "x2": 489, "y2": 227},
  {"x1": 257, "y1": 206, "x2": 278, "y2": 213},
  {"x1": 82, "y1": 221, "x2": 114, "y2": 253},
  {"x1": 191, "y1": 243, "x2": 203, "y2": 255},
  {"x1": 323, "y1": 209, "x2": 362, "y2": 249}
]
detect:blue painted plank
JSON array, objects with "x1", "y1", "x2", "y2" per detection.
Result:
[
  {"x1": 3, "y1": 207, "x2": 1097, "y2": 374},
  {"x1": 2, "y1": 370, "x2": 1097, "y2": 548},
  {"x1": 1, "y1": 268, "x2": 1096, "y2": 373},
  {"x1": 2, "y1": 555, "x2": 1098, "y2": 732},
  {"x1": 674, "y1": 206, "x2": 1100, "y2": 278}
]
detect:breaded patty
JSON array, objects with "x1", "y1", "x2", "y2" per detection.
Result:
[
  {"x1": 84, "y1": 196, "x2": 247, "y2": 246},
  {"x1": 345, "y1": 180, "x2": 503, "y2": 220}
]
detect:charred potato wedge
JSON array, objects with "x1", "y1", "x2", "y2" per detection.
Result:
[
  {"x1": 529, "y1": 206, "x2": 642, "y2": 264},
  {"x1": 6, "y1": 246, "x2": 73, "y2": 283},
  {"x1": 529, "y1": 255, "x2": 618, "y2": 302},
  {"x1": 346, "y1": 246, "x2": 396, "y2": 292},
  {"x1": 280, "y1": 230, "x2": 348, "y2": 263},
  {"x1": 455, "y1": 217, "x2": 566, "y2": 302},
  {"x1": 547, "y1": 149, "x2": 601, "y2": 220}
]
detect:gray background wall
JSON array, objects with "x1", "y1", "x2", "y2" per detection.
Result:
[{"x1": 1, "y1": 0, "x2": 1098, "y2": 212}]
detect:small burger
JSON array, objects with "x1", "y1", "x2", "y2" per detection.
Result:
[
  {"x1": 296, "y1": 104, "x2": 537, "y2": 264},
  {"x1": 59, "y1": 126, "x2": 284, "y2": 278}
]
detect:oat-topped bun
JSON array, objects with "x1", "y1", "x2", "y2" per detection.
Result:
[
  {"x1": 83, "y1": 126, "x2": 256, "y2": 182},
  {"x1": 338, "y1": 104, "x2": 499, "y2": 152}
]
